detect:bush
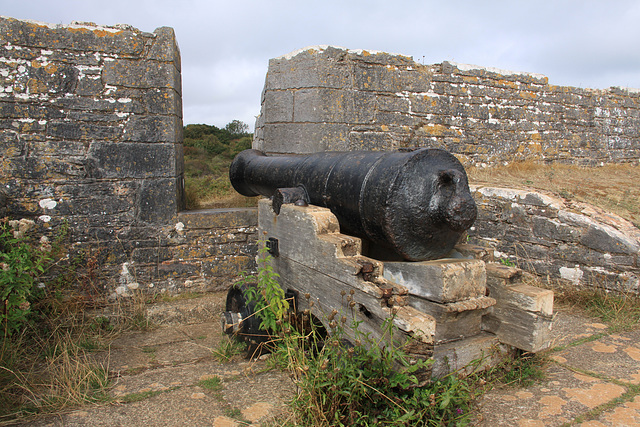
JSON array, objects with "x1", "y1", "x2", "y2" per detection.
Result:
[
  {"x1": 0, "y1": 218, "x2": 54, "y2": 336},
  {"x1": 236, "y1": 247, "x2": 476, "y2": 426}
]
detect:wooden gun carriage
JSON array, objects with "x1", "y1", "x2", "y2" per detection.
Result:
[{"x1": 223, "y1": 148, "x2": 553, "y2": 377}]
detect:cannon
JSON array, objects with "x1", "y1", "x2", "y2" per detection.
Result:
[{"x1": 230, "y1": 148, "x2": 477, "y2": 261}]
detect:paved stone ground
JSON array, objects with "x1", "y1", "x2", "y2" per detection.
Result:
[{"x1": 14, "y1": 293, "x2": 640, "y2": 426}]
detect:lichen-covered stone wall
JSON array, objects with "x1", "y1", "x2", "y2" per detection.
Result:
[
  {"x1": 255, "y1": 46, "x2": 640, "y2": 165},
  {"x1": 471, "y1": 186, "x2": 639, "y2": 291},
  {"x1": 0, "y1": 17, "x2": 255, "y2": 296},
  {"x1": 255, "y1": 45, "x2": 640, "y2": 290}
]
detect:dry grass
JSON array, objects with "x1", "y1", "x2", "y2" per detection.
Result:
[
  {"x1": 195, "y1": 191, "x2": 258, "y2": 210},
  {"x1": 0, "y1": 292, "x2": 152, "y2": 422},
  {"x1": 467, "y1": 161, "x2": 640, "y2": 227}
]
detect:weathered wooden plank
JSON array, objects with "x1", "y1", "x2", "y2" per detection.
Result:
[
  {"x1": 409, "y1": 296, "x2": 495, "y2": 344},
  {"x1": 431, "y1": 332, "x2": 504, "y2": 378},
  {"x1": 483, "y1": 306, "x2": 553, "y2": 352},
  {"x1": 487, "y1": 282, "x2": 554, "y2": 316},
  {"x1": 383, "y1": 258, "x2": 487, "y2": 303},
  {"x1": 258, "y1": 201, "x2": 407, "y2": 299}
]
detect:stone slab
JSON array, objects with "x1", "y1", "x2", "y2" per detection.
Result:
[
  {"x1": 476, "y1": 363, "x2": 628, "y2": 426},
  {"x1": 552, "y1": 329, "x2": 640, "y2": 385}
]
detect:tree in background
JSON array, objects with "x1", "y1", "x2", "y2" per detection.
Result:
[
  {"x1": 182, "y1": 120, "x2": 255, "y2": 209},
  {"x1": 224, "y1": 119, "x2": 250, "y2": 136},
  {"x1": 184, "y1": 121, "x2": 251, "y2": 159}
]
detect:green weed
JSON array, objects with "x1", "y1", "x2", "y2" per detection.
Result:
[
  {"x1": 198, "y1": 376, "x2": 223, "y2": 391},
  {"x1": 238, "y1": 242, "x2": 289, "y2": 334},
  {"x1": 212, "y1": 336, "x2": 246, "y2": 363}
]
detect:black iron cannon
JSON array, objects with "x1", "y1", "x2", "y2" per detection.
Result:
[{"x1": 229, "y1": 148, "x2": 477, "y2": 261}]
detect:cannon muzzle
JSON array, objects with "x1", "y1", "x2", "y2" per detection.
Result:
[{"x1": 230, "y1": 148, "x2": 477, "y2": 261}]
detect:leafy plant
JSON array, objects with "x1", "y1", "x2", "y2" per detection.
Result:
[
  {"x1": 499, "y1": 257, "x2": 515, "y2": 267},
  {"x1": 238, "y1": 242, "x2": 289, "y2": 333},
  {"x1": 0, "y1": 218, "x2": 54, "y2": 336},
  {"x1": 281, "y1": 312, "x2": 474, "y2": 426}
]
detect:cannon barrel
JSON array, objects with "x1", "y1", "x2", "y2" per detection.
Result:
[{"x1": 229, "y1": 148, "x2": 477, "y2": 261}]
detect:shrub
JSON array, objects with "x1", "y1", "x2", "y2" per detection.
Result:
[
  {"x1": 236, "y1": 249, "x2": 476, "y2": 426},
  {"x1": 0, "y1": 218, "x2": 55, "y2": 336}
]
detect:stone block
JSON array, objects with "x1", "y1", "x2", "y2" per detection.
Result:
[
  {"x1": 262, "y1": 90, "x2": 294, "y2": 123},
  {"x1": 148, "y1": 27, "x2": 181, "y2": 71},
  {"x1": 75, "y1": 75, "x2": 105, "y2": 96},
  {"x1": 177, "y1": 208, "x2": 258, "y2": 229},
  {"x1": 532, "y1": 216, "x2": 580, "y2": 242},
  {"x1": 202, "y1": 255, "x2": 254, "y2": 277},
  {"x1": 131, "y1": 247, "x2": 173, "y2": 264},
  {"x1": 122, "y1": 115, "x2": 182, "y2": 143},
  {"x1": 47, "y1": 121, "x2": 122, "y2": 141},
  {"x1": 383, "y1": 258, "x2": 486, "y2": 303},
  {"x1": 262, "y1": 122, "x2": 349, "y2": 153},
  {"x1": 143, "y1": 89, "x2": 182, "y2": 116},
  {"x1": 138, "y1": 177, "x2": 181, "y2": 223},
  {"x1": 157, "y1": 261, "x2": 201, "y2": 279},
  {"x1": 103, "y1": 59, "x2": 180, "y2": 90},
  {"x1": 266, "y1": 51, "x2": 351, "y2": 90},
  {"x1": 87, "y1": 142, "x2": 179, "y2": 179},
  {"x1": 580, "y1": 223, "x2": 640, "y2": 255}
]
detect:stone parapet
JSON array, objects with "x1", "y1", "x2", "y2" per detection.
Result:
[
  {"x1": 256, "y1": 45, "x2": 640, "y2": 166},
  {"x1": 0, "y1": 17, "x2": 255, "y2": 295},
  {"x1": 470, "y1": 185, "x2": 640, "y2": 291}
]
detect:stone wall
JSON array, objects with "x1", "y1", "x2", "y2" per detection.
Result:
[
  {"x1": 254, "y1": 45, "x2": 640, "y2": 290},
  {"x1": 470, "y1": 186, "x2": 639, "y2": 291},
  {"x1": 255, "y1": 46, "x2": 640, "y2": 165},
  {"x1": 0, "y1": 17, "x2": 256, "y2": 296}
]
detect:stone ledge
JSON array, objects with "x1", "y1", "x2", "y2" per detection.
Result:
[{"x1": 178, "y1": 208, "x2": 258, "y2": 229}]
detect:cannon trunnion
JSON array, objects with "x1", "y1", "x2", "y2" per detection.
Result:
[{"x1": 229, "y1": 148, "x2": 477, "y2": 261}]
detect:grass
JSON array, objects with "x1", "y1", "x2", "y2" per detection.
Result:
[
  {"x1": 467, "y1": 161, "x2": 640, "y2": 228},
  {"x1": 212, "y1": 336, "x2": 246, "y2": 363},
  {"x1": 198, "y1": 376, "x2": 223, "y2": 391},
  {"x1": 0, "y1": 326, "x2": 112, "y2": 421},
  {"x1": 184, "y1": 146, "x2": 258, "y2": 209},
  {"x1": 0, "y1": 291, "x2": 158, "y2": 422},
  {"x1": 552, "y1": 283, "x2": 640, "y2": 331}
]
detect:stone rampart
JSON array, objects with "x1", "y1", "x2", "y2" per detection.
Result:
[
  {"x1": 255, "y1": 46, "x2": 640, "y2": 165},
  {"x1": 0, "y1": 17, "x2": 255, "y2": 296},
  {"x1": 471, "y1": 186, "x2": 639, "y2": 291},
  {"x1": 255, "y1": 45, "x2": 639, "y2": 290}
]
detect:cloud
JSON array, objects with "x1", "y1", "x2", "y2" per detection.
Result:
[{"x1": 3, "y1": 0, "x2": 639, "y2": 127}]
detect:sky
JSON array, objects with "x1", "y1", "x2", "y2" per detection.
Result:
[{"x1": 3, "y1": 0, "x2": 640, "y2": 130}]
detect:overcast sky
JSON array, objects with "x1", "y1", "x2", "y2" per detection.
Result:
[{"x1": 3, "y1": 0, "x2": 640, "y2": 129}]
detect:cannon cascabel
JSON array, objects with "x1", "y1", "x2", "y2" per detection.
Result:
[{"x1": 229, "y1": 148, "x2": 477, "y2": 261}]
